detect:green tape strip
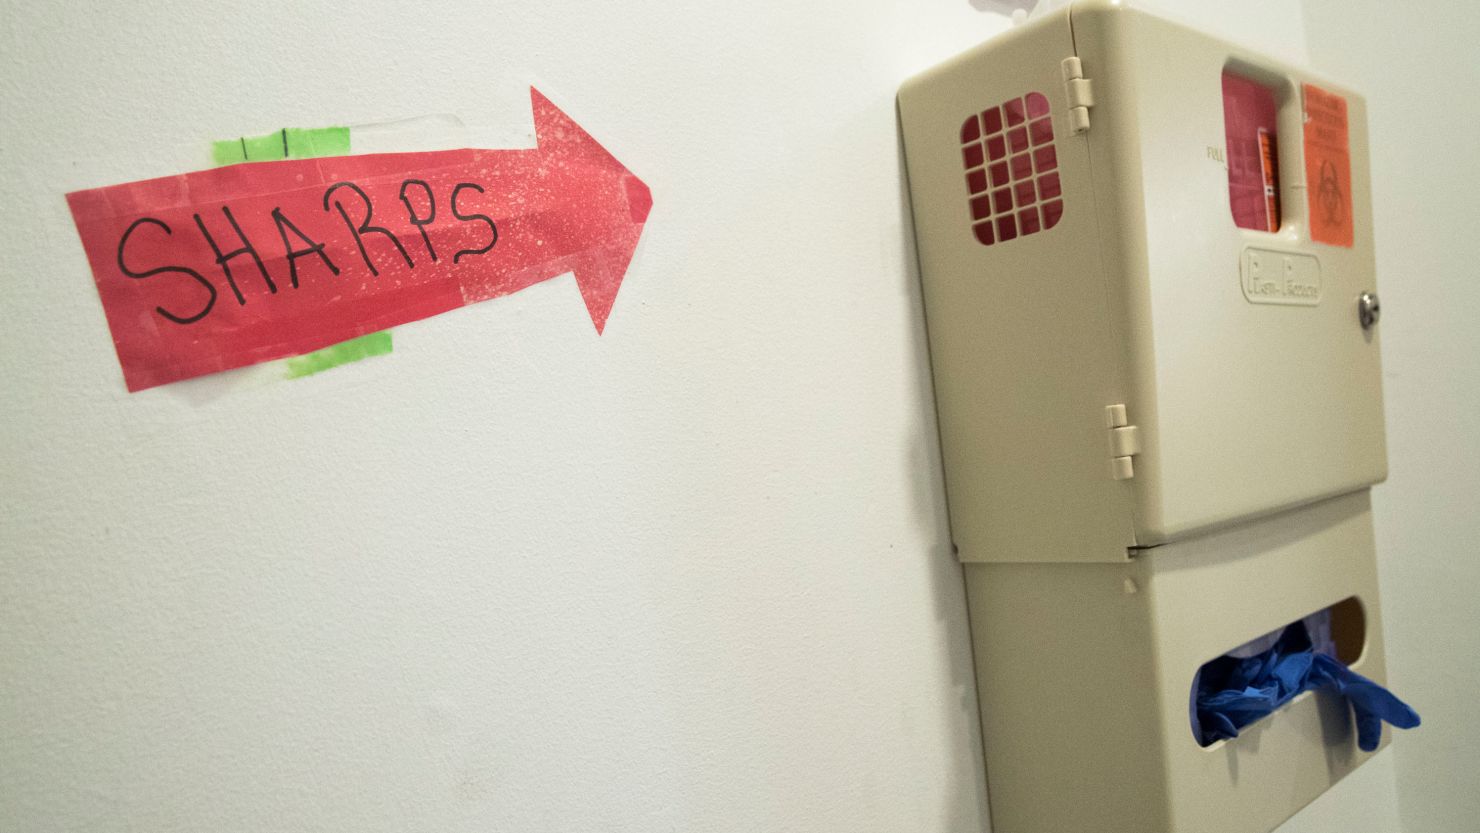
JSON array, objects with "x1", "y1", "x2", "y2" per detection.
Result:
[
  {"x1": 285, "y1": 126, "x2": 350, "y2": 158},
  {"x1": 210, "y1": 124, "x2": 390, "y2": 381},
  {"x1": 210, "y1": 140, "x2": 246, "y2": 167},
  {"x1": 283, "y1": 331, "x2": 394, "y2": 379},
  {"x1": 211, "y1": 126, "x2": 350, "y2": 165}
]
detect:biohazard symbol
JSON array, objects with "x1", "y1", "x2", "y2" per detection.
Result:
[{"x1": 1316, "y1": 159, "x2": 1345, "y2": 226}]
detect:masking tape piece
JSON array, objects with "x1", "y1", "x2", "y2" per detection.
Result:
[
  {"x1": 284, "y1": 331, "x2": 394, "y2": 379},
  {"x1": 211, "y1": 126, "x2": 351, "y2": 166},
  {"x1": 285, "y1": 126, "x2": 351, "y2": 159}
]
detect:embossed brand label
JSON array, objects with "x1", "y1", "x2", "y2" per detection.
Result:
[{"x1": 1240, "y1": 248, "x2": 1321, "y2": 306}]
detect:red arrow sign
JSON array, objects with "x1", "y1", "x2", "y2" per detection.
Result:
[{"x1": 66, "y1": 88, "x2": 652, "y2": 392}]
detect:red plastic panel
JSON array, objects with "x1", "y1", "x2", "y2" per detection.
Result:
[
  {"x1": 960, "y1": 92, "x2": 1063, "y2": 246},
  {"x1": 1222, "y1": 71, "x2": 1281, "y2": 232}
]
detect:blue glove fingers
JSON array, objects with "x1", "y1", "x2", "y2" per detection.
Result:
[
  {"x1": 1310, "y1": 654, "x2": 1420, "y2": 750},
  {"x1": 1355, "y1": 710, "x2": 1382, "y2": 752}
]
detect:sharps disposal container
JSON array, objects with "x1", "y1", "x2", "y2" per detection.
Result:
[{"x1": 898, "y1": 3, "x2": 1414, "y2": 832}]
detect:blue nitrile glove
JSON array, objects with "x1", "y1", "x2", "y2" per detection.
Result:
[
  {"x1": 1196, "y1": 622, "x2": 1420, "y2": 750},
  {"x1": 1309, "y1": 653, "x2": 1422, "y2": 752},
  {"x1": 1196, "y1": 624, "x2": 1316, "y2": 743}
]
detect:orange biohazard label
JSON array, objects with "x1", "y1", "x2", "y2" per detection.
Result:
[{"x1": 1303, "y1": 84, "x2": 1353, "y2": 247}]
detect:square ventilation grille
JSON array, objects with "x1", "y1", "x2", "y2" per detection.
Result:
[{"x1": 960, "y1": 92, "x2": 1063, "y2": 246}]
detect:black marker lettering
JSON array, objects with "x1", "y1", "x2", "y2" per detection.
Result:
[
  {"x1": 192, "y1": 206, "x2": 276, "y2": 305},
  {"x1": 398, "y1": 179, "x2": 438, "y2": 262},
  {"x1": 450, "y1": 183, "x2": 497, "y2": 264},
  {"x1": 116, "y1": 217, "x2": 217, "y2": 325},
  {"x1": 271, "y1": 207, "x2": 339, "y2": 288},
  {"x1": 323, "y1": 181, "x2": 412, "y2": 276}
]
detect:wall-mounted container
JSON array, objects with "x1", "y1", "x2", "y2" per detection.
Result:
[{"x1": 898, "y1": 3, "x2": 1399, "y2": 831}]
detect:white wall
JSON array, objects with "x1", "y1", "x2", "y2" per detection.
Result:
[
  {"x1": 1, "y1": 3, "x2": 998, "y2": 831},
  {"x1": 1302, "y1": 2, "x2": 1480, "y2": 831},
  {"x1": 0, "y1": 1, "x2": 1446, "y2": 831}
]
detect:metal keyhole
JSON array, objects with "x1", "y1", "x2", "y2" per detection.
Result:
[{"x1": 1359, "y1": 292, "x2": 1380, "y2": 330}]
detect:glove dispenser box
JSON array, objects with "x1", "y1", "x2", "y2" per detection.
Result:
[{"x1": 899, "y1": 2, "x2": 1398, "y2": 831}]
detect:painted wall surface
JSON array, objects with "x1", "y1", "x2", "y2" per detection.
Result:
[
  {"x1": 0, "y1": 1, "x2": 1431, "y2": 831},
  {"x1": 1, "y1": 3, "x2": 998, "y2": 831},
  {"x1": 1302, "y1": 2, "x2": 1480, "y2": 831}
]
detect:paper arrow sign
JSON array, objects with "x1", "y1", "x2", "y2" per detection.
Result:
[{"x1": 66, "y1": 88, "x2": 652, "y2": 392}]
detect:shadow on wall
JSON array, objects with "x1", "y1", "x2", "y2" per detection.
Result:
[{"x1": 895, "y1": 107, "x2": 994, "y2": 831}]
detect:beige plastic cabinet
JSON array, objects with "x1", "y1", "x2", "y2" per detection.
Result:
[{"x1": 899, "y1": 3, "x2": 1397, "y2": 832}]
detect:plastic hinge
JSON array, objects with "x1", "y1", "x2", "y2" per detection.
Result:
[
  {"x1": 1061, "y1": 56, "x2": 1092, "y2": 134},
  {"x1": 1111, "y1": 425, "x2": 1141, "y2": 457},
  {"x1": 1105, "y1": 405, "x2": 1137, "y2": 480},
  {"x1": 1066, "y1": 78, "x2": 1094, "y2": 108}
]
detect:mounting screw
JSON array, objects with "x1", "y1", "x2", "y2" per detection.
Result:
[{"x1": 1358, "y1": 292, "x2": 1380, "y2": 330}]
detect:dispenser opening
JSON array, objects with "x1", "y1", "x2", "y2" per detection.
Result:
[{"x1": 1191, "y1": 597, "x2": 1373, "y2": 748}]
